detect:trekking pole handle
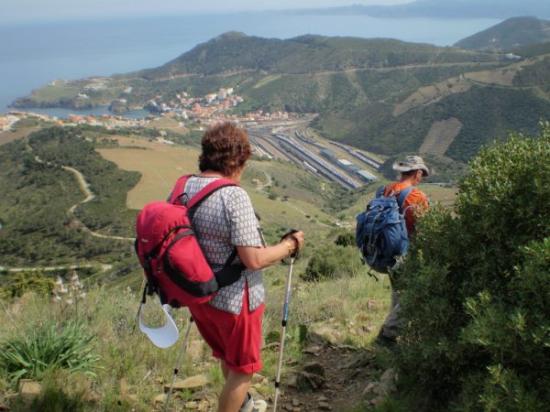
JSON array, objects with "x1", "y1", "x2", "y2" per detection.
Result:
[{"x1": 281, "y1": 229, "x2": 301, "y2": 259}]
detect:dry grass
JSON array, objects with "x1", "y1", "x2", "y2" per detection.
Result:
[
  {"x1": 393, "y1": 76, "x2": 471, "y2": 116},
  {"x1": 98, "y1": 137, "x2": 200, "y2": 209},
  {"x1": 0, "y1": 127, "x2": 40, "y2": 146},
  {"x1": 0, "y1": 262, "x2": 390, "y2": 411},
  {"x1": 420, "y1": 118, "x2": 463, "y2": 156}
]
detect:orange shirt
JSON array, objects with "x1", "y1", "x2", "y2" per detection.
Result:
[{"x1": 384, "y1": 182, "x2": 429, "y2": 234}]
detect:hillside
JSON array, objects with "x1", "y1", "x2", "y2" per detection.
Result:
[
  {"x1": 455, "y1": 17, "x2": 550, "y2": 51},
  {"x1": 140, "y1": 33, "x2": 496, "y2": 79},
  {"x1": 12, "y1": 31, "x2": 550, "y2": 164},
  {"x1": 313, "y1": 0, "x2": 550, "y2": 19}
]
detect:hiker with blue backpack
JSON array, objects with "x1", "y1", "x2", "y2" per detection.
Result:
[{"x1": 356, "y1": 155, "x2": 430, "y2": 345}]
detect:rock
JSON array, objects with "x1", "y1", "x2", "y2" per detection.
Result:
[
  {"x1": 292, "y1": 398, "x2": 301, "y2": 407},
  {"x1": 303, "y1": 344, "x2": 323, "y2": 356},
  {"x1": 362, "y1": 382, "x2": 378, "y2": 396},
  {"x1": 317, "y1": 395, "x2": 328, "y2": 402},
  {"x1": 303, "y1": 362, "x2": 325, "y2": 377},
  {"x1": 286, "y1": 373, "x2": 298, "y2": 388},
  {"x1": 253, "y1": 399, "x2": 268, "y2": 412},
  {"x1": 184, "y1": 401, "x2": 198, "y2": 409},
  {"x1": 18, "y1": 380, "x2": 41, "y2": 401},
  {"x1": 0, "y1": 404, "x2": 9, "y2": 411},
  {"x1": 308, "y1": 324, "x2": 343, "y2": 345},
  {"x1": 154, "y1": 394, "x2": 167, "y2": 404},
  {"x1": 379, "y1": 368, "x2": 397, "y2": 394},
  {"x1": 318, "y1": 401, "x2": 332, "y2": 410},
  {"x1": 197, "y1": 400, "x2": 210, "y2": 411},
  {"x1": 165, "y1": 374, "x2": 209, "y2": 392},
  {"x1": 296, "y1": 371, "x2": 325, "y2": 392},
  {"x1": 252, "y1": 374, "x2": 267, "y2": 384}
]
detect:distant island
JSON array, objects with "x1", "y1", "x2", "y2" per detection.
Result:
[{"x1": 294, "y1": 0, "x2": 550, "y2": 19}]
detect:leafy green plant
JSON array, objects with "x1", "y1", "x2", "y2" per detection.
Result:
[
  {"x1": 0, "y1": 321, "x2": 100, "y2": 384},
  {"x1": 302, "y1": 244, "x2": 362, "y2": 281},
  {"x1": 393, "y1": 125, "x2": 550, "y2": 411}
]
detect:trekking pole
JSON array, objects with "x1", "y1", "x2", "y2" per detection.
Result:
[
  {"x1": 163, "y1": 316, "x2": 194, "y2": 412},
  {"x1": 273, "y1": 254, "x2": 296, "y2": 412}
]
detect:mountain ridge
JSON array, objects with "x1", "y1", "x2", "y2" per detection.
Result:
[
  {"x1": 297, "y1": 0, "x2": 550, "y2": 19},
  {"x1": 455, "y1": 17, "x2": 550, "y2": 50}
]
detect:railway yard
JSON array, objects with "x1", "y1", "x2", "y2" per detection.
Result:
[{"x1": 248, "y1": 121, "x2": 383, "y2": 190}]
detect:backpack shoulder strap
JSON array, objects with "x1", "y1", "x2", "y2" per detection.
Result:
[
  {"x1": 397, "y1": 186, "x2": 414, "y2": 210},
  {"x1": 187, "y1": 178, "x2": 237, "y2": 211},
  {"x1": 375, "y1": 185, "x2": 386, "y2": 198},
  {"x1": 168, "y1": 175, "x2": 192, "y2": 204}
]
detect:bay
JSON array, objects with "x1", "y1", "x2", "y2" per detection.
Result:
[{"x1": 0, "y1": 12, "x2": 500, "y2": 115}]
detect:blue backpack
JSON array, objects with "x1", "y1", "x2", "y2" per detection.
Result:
[{"x1": 355, "y1": 186, "x2": 413, "y2": 274}]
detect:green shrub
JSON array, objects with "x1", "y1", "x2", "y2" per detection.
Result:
[
  {"x1": 302, "y1": 244, "x2": 362, "y2": 281},
  {"x1": 0, "y1": 321, "x2": 100, "y2": 384},
  {"x1": 394, "y1": 125, "x2": 550, "y2": 411}
]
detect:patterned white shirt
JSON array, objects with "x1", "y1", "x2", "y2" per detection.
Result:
[{"x1": 180, "y1": 176, "x2": 265, "y2": 314}]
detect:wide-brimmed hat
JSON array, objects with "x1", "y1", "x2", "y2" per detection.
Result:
[{"x1": 392, "y1": 155, "x2": 430, "y2": 177}]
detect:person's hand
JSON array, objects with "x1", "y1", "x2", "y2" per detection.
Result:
[{"x1": 282, "y1": 230, "x2": 305, "y2": 257}]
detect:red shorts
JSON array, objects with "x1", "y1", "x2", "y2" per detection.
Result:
[{"x1": 188, "y1": 287, "x2": 264, "y2": 375}]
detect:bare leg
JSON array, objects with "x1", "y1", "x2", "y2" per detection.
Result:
[
  {"x1": 221, "y1": 360, "x2": 230, "y2": 379},
  {"x1": 217, "y1": 368, "x2": 252, "y2": 412}
]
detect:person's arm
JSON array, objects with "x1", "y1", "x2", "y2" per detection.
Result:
[{"x1": 237, "y1": 232, "x2": 304, "y2": 271}]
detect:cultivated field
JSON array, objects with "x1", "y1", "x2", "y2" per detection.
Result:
[
  {"x1": 98, "y1": 136, "x2": 337, "y2": 239},
  {"x1": 98, "y1": 136, "x2": 200, "y2": 209},
  {"x1": 420, "y1": 117, "x2": 463, "y2": 156}
]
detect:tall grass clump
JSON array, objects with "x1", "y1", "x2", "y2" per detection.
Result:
[
  {"x1": 0, "y1": 320, "x2": 100, "y2": 384},
  {"x1": 393, "y1": 124, "x2": 550, "y2": 411}
]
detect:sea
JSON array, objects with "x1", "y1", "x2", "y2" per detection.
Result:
[{"x1": 0, "y1": 12, "x2": 500, "y2": 116}]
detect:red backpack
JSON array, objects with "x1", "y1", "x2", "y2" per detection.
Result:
[{"x1": 135, "y1": 175, "x2": 245, "y2": 308}]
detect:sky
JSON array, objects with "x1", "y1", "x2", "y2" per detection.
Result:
[{"x1": 1, "y1": 0, "x2": 410, "y2": 24}]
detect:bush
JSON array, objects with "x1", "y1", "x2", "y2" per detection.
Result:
[
  {"x1": 0, "y1": 321, "x2": 100, "y2": 384},
  {"x1": 302, "y1": 244, "x2": 362, "y2": 281},
  {"x1": 394, "y1": 125, "x2": 550, "y2": 411}
]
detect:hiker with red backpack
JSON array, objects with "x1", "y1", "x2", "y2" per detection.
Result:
[
  {"x1": 136, "y1": 122, "x2": 304, "y2": 412},
  {"x1": 356, "y1": 155, "x2": 429, "y2": 345}
]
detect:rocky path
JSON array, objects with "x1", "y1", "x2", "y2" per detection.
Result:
[{"x1": 274, "y1": 344, "x2": 378, "y2": 411}]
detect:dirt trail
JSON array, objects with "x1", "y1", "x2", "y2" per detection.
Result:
[
  {"x1": 2, "y1": 264, "x2": 113, "y2": 273},
  {"x1": 62, "y1": 165, "x2": 135, "y2": 242},
  {"x1": 29, "y1": 145, "x2": 134, "y2": 242},
  {"x1": 275, "y1": 342, "x2": 380, "y2": 412}
]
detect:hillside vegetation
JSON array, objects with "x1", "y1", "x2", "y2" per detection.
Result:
[
  {"x1": 0, "y1": 128, "x2": 138, "y2": 267},
  {"x1": 392, "y1": 124, "x2": 550, "y2": 411},
  {"x1": 142, "y1": 33, "x2": 495, "y2": 78},
  {"x1": 455, "y1": 17, "x2": 550, "y2": 51}
]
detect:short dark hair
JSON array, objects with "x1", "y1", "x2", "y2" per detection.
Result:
[
  {"x1": 401, "y1": 170, "x2": 420, "y2": 177},
  {"x1": 199, "y1": 122, "x2": 251, "y2": 176}
]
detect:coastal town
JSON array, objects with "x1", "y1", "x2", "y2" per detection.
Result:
[
  {"x1": 1, "y1": 86, "x2": 382, "y2": 191},
  {"x1": 2, "y1": 86, "x2": 299, "y2": 131}
]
